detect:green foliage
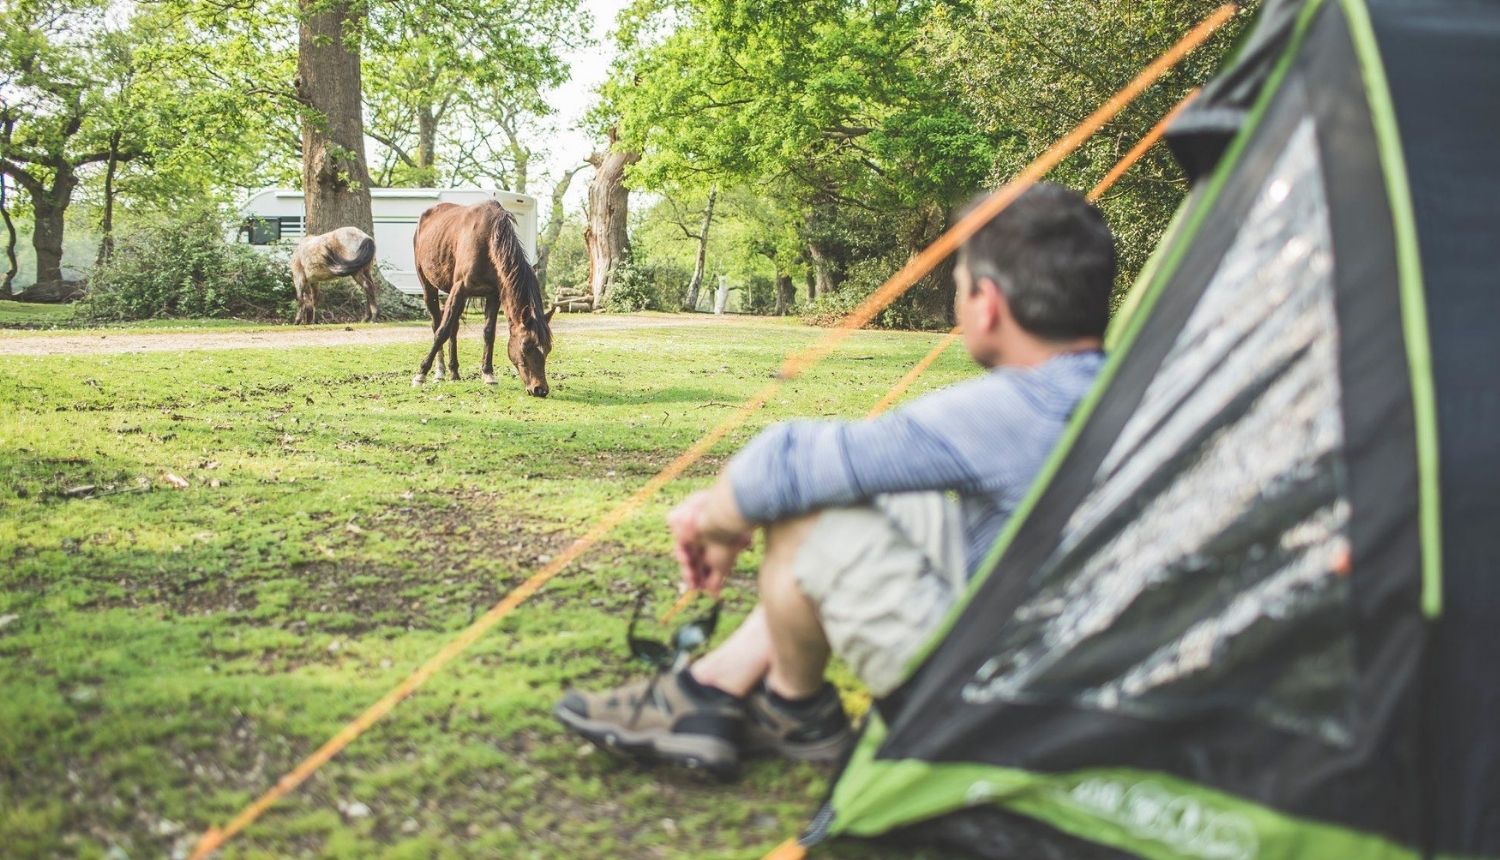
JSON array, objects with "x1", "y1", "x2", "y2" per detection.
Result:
[
  {"x1": 600, "y1": 254, "x2": 681, "y2": 313},
  {"x1": 599, "y1": 0, "x2": 1249, "y2": 327},
  {"x1": 77, "y1": 210, "x2": 293, "y2": 321},
  {"x1": 923, "y1": 0, "x2": 1250, "y2": 291},
  {"x1": 802, "y1": 256, "x2": 951, "y2": 331},
  {"x1": 0, "y1": 317, "x2": 974, "y2": 858},
  {"x1": 544, "y1": 216, "x2": 591, "y2": 292},
  {"x1": 363, "y1": 0, "x2": 590, "y2": 189}
]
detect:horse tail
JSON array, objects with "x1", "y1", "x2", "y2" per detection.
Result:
[
  {"x1": 487, "y1": 208, "x2": 550, "y2": 347},
  {"x1": 325, "y1": 233, "x2": 376, "y2": 276}
]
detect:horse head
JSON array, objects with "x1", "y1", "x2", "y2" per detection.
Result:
[{"x1": 509, "y1": 307, "x2": 555, "y2": 397}]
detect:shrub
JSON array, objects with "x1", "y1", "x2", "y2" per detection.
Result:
[
  {"x1": 801, "y1": 256, "x2": 954, "y2": 330},
  {"x1": 601, "y1": 256, "x2": 683, "y2": 313},
  {"x1": 79, "y1": 210, "x2": 294, "y2": 322}
]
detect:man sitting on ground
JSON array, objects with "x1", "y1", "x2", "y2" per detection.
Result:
[{"x1": 555, "y1": 182, "x2": 1117, "y2": 774}]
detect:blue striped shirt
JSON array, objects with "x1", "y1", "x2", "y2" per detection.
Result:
[{"x1": 726, "y1": 350, "x2": 1105, "y2": 577}]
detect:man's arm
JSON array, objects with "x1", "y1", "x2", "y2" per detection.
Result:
[{"x1": 725, "y1": 384, "x2": 986, "y2": 525}]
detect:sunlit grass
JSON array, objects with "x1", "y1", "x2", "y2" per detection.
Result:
[{"x1": 0, "y1": 317, "x2": 972, "y2": 859}]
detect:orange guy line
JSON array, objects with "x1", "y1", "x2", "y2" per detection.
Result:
[{"x1": 1088, "y1": 88, "x2": 1199, "y2": 201}]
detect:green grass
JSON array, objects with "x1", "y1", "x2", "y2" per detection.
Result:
[
  {"x1": 0, "y1": 300, "x2": 300, "y2": 333},
  {"x1": 0, "y1": 317, "x2": 974, "y2": 859},
  {"x1": 0, "y1": 300, "x2": 78, "y2": 329}
]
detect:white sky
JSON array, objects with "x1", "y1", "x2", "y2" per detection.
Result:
[{"x1": 533, "y1": 0, "x2": 633, "y2": 212}]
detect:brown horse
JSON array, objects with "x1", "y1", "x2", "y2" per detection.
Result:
[
  {"x1": 412, "y1": 201, "x2": 553, "y2": 396},
  {"x1": 290, "y1": 227, "x2": 379, "y2": 324}
]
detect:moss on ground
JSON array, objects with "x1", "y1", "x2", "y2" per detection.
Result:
[{"x1": 0, "y1": 317, "x2": 972, "y2": 859}]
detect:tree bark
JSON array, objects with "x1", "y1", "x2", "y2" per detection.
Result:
[
  {"x1": 535, "y1": 164, "x2": 583, "y2": 290},
  {"x1": 494, "y1": 107, "x2": 530, "y2": 193},
  {"x1": 0, "y1": 174, "x2": 17, "y2": 298},
  {"x1": 296, "y1": 0, "x2": 419, "y2": 319},
  {"x1": 97, "y1": 132, "x2": 121, "y2": 266},
  {"x1": 511, "y1": 147, "x2": 529, "y2": 194},
  {"x1": 682, "y1": 185, "x2": 717, "y2": 311},
  {"x1": 807, "y1": 240, "x2": 838, "y2": 298},
  {"x1": 31, "y1": 173, "x2": 75, "y2": 287},
  {"x1": 773, "y1": 272, "x2": 794, "y2": 316},
  {"x1": 415, "y1": 104, "x2": 438, "y2": 186},
  {"x1": 298, "y1": 0, "x2": 375, "y2": 238},
  {"x1": 584, "y1": 129, "x2": 639, "y2": 306}
]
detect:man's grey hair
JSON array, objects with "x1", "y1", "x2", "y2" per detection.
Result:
[{"x1": 956, "y1": 182, "x2": 1116, "y2": 341}]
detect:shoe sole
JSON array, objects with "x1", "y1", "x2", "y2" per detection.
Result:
[
  {"x1": 554, "y1": 704, "x2": 739, "y2": 779},
  {"x1": 743, "y1": 726, "x2": 855, "y2": 763}
]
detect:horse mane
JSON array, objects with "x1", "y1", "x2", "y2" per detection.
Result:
[{"x1": 489, "y1": 208, "x2": 551, "y2": 347}]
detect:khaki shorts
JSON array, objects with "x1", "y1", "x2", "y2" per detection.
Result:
[{"x1": 792, "y1": 492, "x2": 966, "y2": 697}]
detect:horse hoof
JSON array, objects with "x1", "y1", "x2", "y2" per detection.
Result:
[
  {"x1": 412, "y1": 374, "x2": 426, "y2": 387},
  {"x1": 482, "y1": 374, "x2": 497, "y2": 386}
]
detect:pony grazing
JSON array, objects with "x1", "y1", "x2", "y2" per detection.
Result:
[
  {"x1": 290, "y1": 226, "x2": 379, "y2": 324},
  {"x1": 412, "y1": 201, "x2": 553, "y2": 396}
]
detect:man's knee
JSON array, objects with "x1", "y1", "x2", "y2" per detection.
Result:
[{"x1": 761, "y1": 512, "x2": 822, "y2": 588}]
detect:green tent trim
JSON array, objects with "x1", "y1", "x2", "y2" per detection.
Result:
[
  {"x1": 829, "y1": 715, "x2": 1423, "y2": 860},
  {"x1": 1336, "y1": 0, "x2": 1442, "y2": 618}
]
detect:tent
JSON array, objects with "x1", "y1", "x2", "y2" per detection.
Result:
[{"x1": 797, "y1": 0, "x2": 1500, "y2": 857}]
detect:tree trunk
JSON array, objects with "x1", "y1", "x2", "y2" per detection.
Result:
[
  {"x1": 535, "y1": 165, "x2": 582, "y2": 290},
  {"x1": 683, "y1": 185, "x2": 717, "y2": 311},
  {"x1": 31, "y1": 174, "x2": 74, "y2": 287},
  {"x1": 774, "y1": 272, "x2": 794, "y2": 316},
  {"x1": 0, "y1": 174, "x2": 17, "y2": 298},
  {"x1": 415, "y1": 104, "x2": 438, "y2": 186},
  {"x1": 511, "y1": 148, "x2": 529, "y2": 194},
  {"x1": 584, "y1": 129, "x2": 639, "y2": 306},
  {"x1": 296, "y1": 0, "x2": 419, "y2": 319},
  {"x1": 97, "y1": 132, "x2": 121, "y2": 266},
  {"x1": 807, "y1": 240, "x2": 838, "y2": 298},
  {"x1": 298, "y1": 0, "x2": 375, "y2": 238}
]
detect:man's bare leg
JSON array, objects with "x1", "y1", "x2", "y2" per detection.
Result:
[
  {"x1": 689, "y1": 606, "x2": 771, "y2": 698},
  {"x1": 690, "y1": 513, "x2": 830, "y2": 699}
]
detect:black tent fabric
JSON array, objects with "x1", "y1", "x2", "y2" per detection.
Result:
[{"x1": 806, "y1": 0, "x2": 1500, "y2": 857}]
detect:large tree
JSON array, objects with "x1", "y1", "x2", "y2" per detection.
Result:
[
  {"x1": 297, "y1": 0, "x2": 374, "y2": 237},
  {"x1": 923, "y1": 0, "x2": 1245, "y2": 285},
  {"x1": 0, "y1": 2, "x2": 141, "y2": 287},
  {"x1": 583, "y1": 127, "x2": 639, "y2": 306},
  {"x1": 598, "y1": 0, "x2": 994, "y2": 323},
  {"x1": 604, "y1": 0, "x2": 1244, "y2": 327},
  {"x1": 2, "y1": 2, "x2": 290, "y2": 289},
  {"x1": 364, "y1": 0, "x2": 586, "y2": 189}
]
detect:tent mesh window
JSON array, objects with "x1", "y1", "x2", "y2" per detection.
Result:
[{"x1": 959, "y1": 119, "x2": 1357, "y2": 748}]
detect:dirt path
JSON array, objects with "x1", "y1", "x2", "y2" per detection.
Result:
[{"x1": 0, "y1": 313, "x2": 759, "y2": 357}]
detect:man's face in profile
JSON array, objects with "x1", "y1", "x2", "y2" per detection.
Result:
[{"x1": 953, "y1": 261, "x2": 1002, "y2": 368}]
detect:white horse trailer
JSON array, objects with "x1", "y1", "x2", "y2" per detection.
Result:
[{"x1": 232, "y1": 188, "x2": 539, "y2": 296}]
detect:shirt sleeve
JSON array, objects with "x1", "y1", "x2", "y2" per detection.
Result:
[{"x1": 725, "y1": 385, "x2": 985, "y2": 524}]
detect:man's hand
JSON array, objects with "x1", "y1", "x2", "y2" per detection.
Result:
[{"x1": 667, "y1": 486, "x2": 752, "y2": 597}]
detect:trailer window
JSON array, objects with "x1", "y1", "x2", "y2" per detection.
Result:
[{"x1": 239, "y1": 217, "x2": 281, "y2": 245}]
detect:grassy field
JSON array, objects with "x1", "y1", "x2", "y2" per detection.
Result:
[
  {"x1": 0, "y1": 300, "x2": 285, "y2": 333},
  {"x1": 0, "y1": 301, "x2": 78, "y2": 329},
  {"x1": 0, "y1": 316, "x2": 974, "y2": 859}
]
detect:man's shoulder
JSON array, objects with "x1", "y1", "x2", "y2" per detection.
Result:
[{"x1": 905, "y1": 351, "x2": 1104, "y2": 422}]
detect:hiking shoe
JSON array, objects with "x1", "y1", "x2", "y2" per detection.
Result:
[
  {"x1": 744, "y1": 682, "x2": 855, "y2": 762},
  {"x1": 555, "y1": 670, "x2": 743, "y2": 778}
]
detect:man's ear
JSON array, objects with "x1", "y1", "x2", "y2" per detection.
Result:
[{"x1": 976, "y1": 275, "x2": 1008, "y2": 332}]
